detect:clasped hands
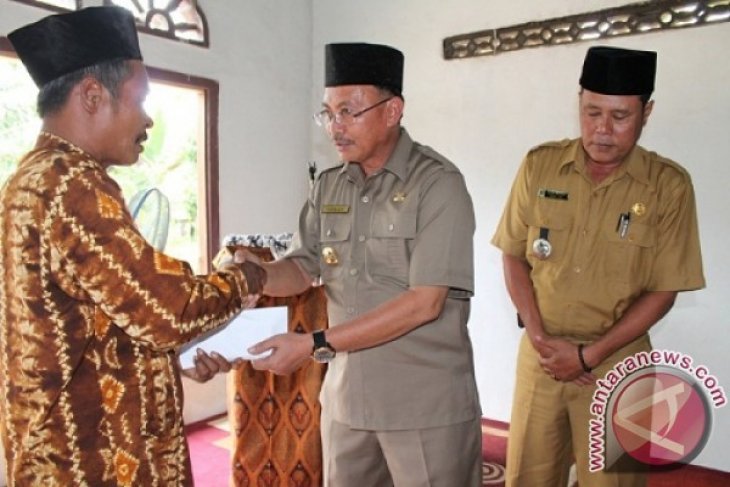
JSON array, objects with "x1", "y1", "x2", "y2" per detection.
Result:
[{"x1": 533, "y1": 335, "x2": 596, "y2": 386}]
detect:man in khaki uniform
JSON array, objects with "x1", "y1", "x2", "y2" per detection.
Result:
[
  {"x1": 244, "y1": 43, "x2": 482, "y2": 486},
  {"x1": 492, "y1": 46, "x2": 705, "y2": 487}
]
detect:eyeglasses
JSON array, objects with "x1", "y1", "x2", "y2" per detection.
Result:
[{"x1": 313, "y1": 97, "x2": 394, "y2": 127}]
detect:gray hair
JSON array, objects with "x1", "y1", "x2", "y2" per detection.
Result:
[{"x1": 37, "y1": 58, "x2": 132, "y2": 117}]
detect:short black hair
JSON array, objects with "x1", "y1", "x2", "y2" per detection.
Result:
[
  {"x1": 37, "y1": 58, "x2": 132, "y2": 117},
  {"x1": 579, "y1": 88, "x2": 651, "y2": 107},
  {"x1": 375, "y1": 84, "x2": 403, "y2": 100}
]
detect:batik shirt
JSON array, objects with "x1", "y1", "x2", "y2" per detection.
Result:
[{"x1": 0, "y1": 133, "x2": 250, "y2": 486}]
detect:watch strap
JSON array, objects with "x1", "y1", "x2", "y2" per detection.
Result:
[{"x1": 312, "y1": 330, "x2": 330, "y2": 351}]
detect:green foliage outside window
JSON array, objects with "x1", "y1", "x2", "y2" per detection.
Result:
[
  {"x1": 0, "y1": 58, "x2": 39, "y2": 184},
  {"x1": 0, "y1": 56, "x2": 202, "y2": 272}
]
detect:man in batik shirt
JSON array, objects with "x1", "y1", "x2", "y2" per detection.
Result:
[{"x1": 0, "y1": 7, "x2": 265, "y2": 486}]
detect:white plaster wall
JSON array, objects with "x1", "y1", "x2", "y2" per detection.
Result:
[{"x1": 312, "y1": 0, "x2": 730, "y2": 472}]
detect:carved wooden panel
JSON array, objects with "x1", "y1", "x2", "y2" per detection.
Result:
[{"x1": 444, "y1": 0, "x2": 730, "y2": 60}]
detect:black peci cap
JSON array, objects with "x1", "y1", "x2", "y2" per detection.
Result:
[
  {"x1": 580, "y1": 46, "x2": 657, "y2": 96},
  {"x1": 8, "y1": 6, "x2": 142, "y2": 88},
  {"x1": 325, "y1": 42, "x2": 404, "y2": 96}
]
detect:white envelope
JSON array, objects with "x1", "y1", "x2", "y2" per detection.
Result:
[{"x1": 178, "y1": 306, "x2": 288, "y2": 368}]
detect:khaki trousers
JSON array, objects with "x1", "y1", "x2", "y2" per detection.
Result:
[
  {"x1": 506, "y1": 333, "x2": 651, "y2": 487},
  {"x1": 321, "y1": 408, "x2": 482, "y2": 487}
]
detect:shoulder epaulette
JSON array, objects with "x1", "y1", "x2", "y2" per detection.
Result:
[
  {"x1": 415, "y1": 143, "x2": 460, "y2": 172},
  {"x1": 317, "y1": 163, "x2": 345, "y2": 179},
  {"x1": 527, "y1": 138, "x2": 573, "y2": 155}
]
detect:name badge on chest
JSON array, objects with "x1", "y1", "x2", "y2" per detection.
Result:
[{"x1": 322, "y1": 204, "x2": 350, "y2": 214}]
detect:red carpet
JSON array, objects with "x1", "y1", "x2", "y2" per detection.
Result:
[
  {"x1": 186, "y1": 416, "x2": 729, "y2": 487},
  {"x1": 186, "y1": 416, "x2": 231, "y2": 487},
  {"x1": 481, "y1": 418, "x2": 508, "y2": 486},
  {"x1": 477, "y1": 418, "x2": 730, "y2": 487}
]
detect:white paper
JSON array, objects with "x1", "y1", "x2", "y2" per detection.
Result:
[{"x1": 178, "y1": 306, "x2": 288, "y2": 368}]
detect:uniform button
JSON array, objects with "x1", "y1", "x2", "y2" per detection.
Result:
[
  {"x1": 574, "y1": 266, "x2": 581, "y2": 273},
  {"x1": 347, "y1": 307, "x2": 355, "y2": 314},
  {"x1": 349, "y1": 268, "x2": 358, "y2": 276},
  {"x1": 358, "y1": 235, "x2": 366, "y2": 242},
  {"x1": 388, "y1": 223, "x2": 394, "y2": 231},
  {"x1": 361, "y1": 196, "x2": 370, "y2": 203},
  {"x1": 582, "y1": 229, "x2": 587, "y2": 236}
]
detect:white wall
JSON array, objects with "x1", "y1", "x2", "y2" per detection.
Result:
[{"x1": 312, "y1": 0, "x2": 730, "y2": 472}]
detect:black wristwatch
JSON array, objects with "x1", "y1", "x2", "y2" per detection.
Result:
[{"x1": 312, "y1": 330, "x2": 336, "y2": 363}]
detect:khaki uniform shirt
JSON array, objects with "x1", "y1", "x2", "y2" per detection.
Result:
[
  {"x1": 287, "y1": 129, "x2": 480, "y2": 430},
  {"x1": 0, "y1": 133, "x2": 250, "y2": 486},
  {"x1": 492, "y1": 138, "x2": 705, "y2": 340}
]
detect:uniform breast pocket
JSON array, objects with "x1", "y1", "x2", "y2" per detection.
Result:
[
  {"x1": 319, "y1": 214, "x2": 351, "y2": 283},
  {"x1": 525, "y1": 208, "x2": 573, "y2": 265},
  {"x1": 368, "y1": 211, "x2": 417, "y2": 282},
  {"x1": 602, "y1": 221, "x2": 656, "y2": 287}
]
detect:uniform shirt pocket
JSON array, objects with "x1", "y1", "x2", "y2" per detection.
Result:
[
  {"x1": 319, "y1": 214, "x2": 351, "y2": 283},
  {"x1": 369, "y1": 210, "x2": 417, "y2": 283},
  {"x1": 602, "y1": 221, "x2": 657, "y2": 287},
  {"x1": 525, "y1": 207, "x2": 573, "y2": 266}
]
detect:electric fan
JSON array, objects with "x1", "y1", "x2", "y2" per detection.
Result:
[{"x1": 128, "y1": 187, "x2": 170, "y2": 251}]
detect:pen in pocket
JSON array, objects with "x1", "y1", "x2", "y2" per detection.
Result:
[{"x1": 616, "y1": 212, "x2": 631, "y2": 239}]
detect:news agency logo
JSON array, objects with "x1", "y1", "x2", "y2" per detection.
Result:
[
  {"x1": 589, "y1": 350, "x2": 726, "y2": 472},
  {"x1": 611, "y1": 367, "x2": 710, "y2": 466}
]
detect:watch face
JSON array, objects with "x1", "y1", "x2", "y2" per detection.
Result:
[{"x1": 312, "y1": 347, "x2": 335, "y2": 363}]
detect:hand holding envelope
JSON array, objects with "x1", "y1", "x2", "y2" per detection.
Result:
[
  {"x1": 179, "y1": 306, "x2": 288, "y2": 372},
  {"x1": 180, "y1": 349, "x2": 240, "y2": 383}
]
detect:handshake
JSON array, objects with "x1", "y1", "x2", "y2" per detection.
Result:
[{"x1": 213, "y1": 246, "x2": 267, "y2": 297}]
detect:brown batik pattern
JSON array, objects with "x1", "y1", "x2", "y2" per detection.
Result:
[{"x1": 0, "y1": 132, "x2": 252, "y2": 486}]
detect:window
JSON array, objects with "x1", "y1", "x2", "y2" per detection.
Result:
[
  {"x1": 0, "y1": 43, "x2": 39, "y2": 184},
  {"x1": 0, "y1": 38, "x2": 219, "y2": 273}
]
